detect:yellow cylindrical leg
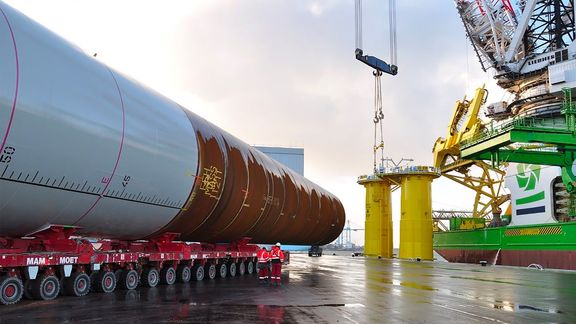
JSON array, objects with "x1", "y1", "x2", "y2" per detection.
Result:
[
  {"x1": 361, "y1": 179, "x2": 393, "y2": 258},
  {"x1": 399, "y1": 174, "x2": 434, "y2": 260}
]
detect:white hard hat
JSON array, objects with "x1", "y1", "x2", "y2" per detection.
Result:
[{"x1": 275, "y1": 242, "x2": 281, "y2": 246}]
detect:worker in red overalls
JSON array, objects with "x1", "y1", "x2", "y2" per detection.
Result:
[
  {"x1": 257, "y1": 246, "x2": 270, "y2": 283},
  {"x1": 269, "y1": 242, "x2": 285, "y2": 286}
]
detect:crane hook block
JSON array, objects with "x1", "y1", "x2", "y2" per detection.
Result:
[{"x1": 355, "y1": 48, "x2": 398, "y2": 76}]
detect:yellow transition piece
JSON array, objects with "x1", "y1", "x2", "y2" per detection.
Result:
[
  {"x1": 359, "y1": 167, "x2": 440, "y2": 260},
  {"x1": 399, "y1": 173, "x2": 437, "y2": 260},
  {"x1": 359, "y1": 178, "x2": 393, "y2": 258}
]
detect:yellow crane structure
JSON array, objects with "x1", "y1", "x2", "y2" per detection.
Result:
[{"x1": 432, "y1": 86, "x2": 510, "y2": 226}]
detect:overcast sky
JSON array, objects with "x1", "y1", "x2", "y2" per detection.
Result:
[{"x1": 6, "y1": 0, "x2": 507, "y2": 246}]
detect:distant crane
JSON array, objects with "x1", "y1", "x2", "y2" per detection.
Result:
[{"x1": 335, "y1": 220, "x2": 364, "y2": 249}]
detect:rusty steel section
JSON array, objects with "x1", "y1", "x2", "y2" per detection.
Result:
[{"x1": 155, "y1": 111, "x2": 345, "y2": 245}]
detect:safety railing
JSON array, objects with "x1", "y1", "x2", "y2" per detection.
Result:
[
  {"x1": 358, "y1": 166, "x2": 441, "y2": 181},
  {"x1": 461, "y1": 116, "x2": 569, "y2": 149}
]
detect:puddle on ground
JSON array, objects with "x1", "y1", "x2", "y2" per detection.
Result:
[
  {"x1": 398, "y1": 281, "x2": 436, "y2": 291},
  {"x1": 344, "y1": 303, "x2": 365, "y2": 308},
  {"x1": 370, "y1": 278, "x2": 437, "y2": 292},
  {"x1": 492, "y1": 302, "x2": 563, "y2": 314}
]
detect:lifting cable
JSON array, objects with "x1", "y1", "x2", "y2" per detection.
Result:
[
  {"x1": 355, "y1": 0, "x2": 397, "y2": 172},
  {"x1": 355, "y1": 0, "x2": 363, "y2": 50},
  {"x1": 355, "y1": 0, "x2": 397, "y2": 68},
  {"x1": 389, "y1": 0, "x2": 397, "y2": 67},
  {"x1": 373, "y1": 71, "x2": 384, "y2": 172}
]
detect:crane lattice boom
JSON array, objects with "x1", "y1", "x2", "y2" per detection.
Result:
[{"x1": 457, "y1": 0, "x2": 576, "y2": 110}]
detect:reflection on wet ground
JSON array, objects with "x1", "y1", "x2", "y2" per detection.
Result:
[
  {"x1": 1, "y1": 253, "x2": 575, "y2": 323},
  {"x1": 491, "y1": 301, "x2": 563, "y2": 314}
]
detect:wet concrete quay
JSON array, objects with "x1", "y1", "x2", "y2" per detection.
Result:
[{"x1": 1, "y1": 253, "x2": 575, "y2": 323}]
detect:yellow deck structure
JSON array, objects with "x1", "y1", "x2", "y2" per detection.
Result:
[{"x1": 358, "y1": 166, "x2": 440, "y2": 260}]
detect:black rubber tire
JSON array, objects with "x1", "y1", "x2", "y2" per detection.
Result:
[
  {"x1": 32, "y1": 275, "x2": 60, "y2": 300},
  {"x1": 191, "y1": 264, "x2": 204, "y2": 281},
  {"x1": 64, "y1": 273, "x2": 90, "y2": 297},
  {"x1": 141, "y1": 267, "x2": 160, "y2": 288},
  {"x1": 0, "y1": 276, "x2": 24, "y2": 305},
  {"x1": 160, "y1": 267, "x2": 176, "y2": 285},
  {"x1": 246, "y1": 261, "x2": 255, "y2": 275},
  {"x1": 119, "y1": 270, "x2": 139, "y2": 290},
  {"x1": 228, "y1": 262, "x2": 237, "y2": 277},
  {"x1": 217, "y1": 263, "x2": 227, "y2": 278},
  {"x1": 94, "y1": 271, "x2": 116, "y2": 293},
  {"x1": 237, "y1": 262, "x2": 246, "y2": 276},
  {"x1": 204, "y1": 264, "x2": 216, "y2": 280},
  {"x1": 176, "y1": 265, "x2": 191, "y2": 283}
]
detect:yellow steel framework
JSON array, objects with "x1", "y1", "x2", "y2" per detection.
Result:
[
  {"x1": 432, "y1": 86, "x2": 509, "y2": 220},
  {"x1": 441, "y1": 161, "x2": 508, "y2": 218}
]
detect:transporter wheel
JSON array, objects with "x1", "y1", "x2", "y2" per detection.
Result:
[
  {"x1": 191, "y1": 265, "x2": 204, "y2": 281},
  {"x1": 177, "y1": 265, "x2": 191, "y2": 283},
  {"x1": 237, "y1": 262, "x2": 246, "y2": 276},
  {"x1": 142, "y1": 267, "x2": 160, "y2": 288},
  {"x1": 246, "y1": 261, "x2": 254, "y2": 275},
  {"x1": 228, "y1": 262, "x2": 237, "y2": 277},
  {"x1": 217, "y1": 263, "x2": 227, "y2": 279},
  {"x1": 0, "y1": 276, "x2": 24, "y2": 305},
  {"x1": 32, "y1": 275, "x2": 60, "y2": 300},
  {"x1": 94, "y1": 271, "x2": 116, "y2": 293},
  {"x1": 64, "y1": 273, "x2": 90, "y2": 297},
  {"x1": 160, "y1": 267, "x2": 176, "y2": 285},
  {"x1": 204, "y1": 264, "x2": 216, "y2": 280},
  {"x1": 119, "y1": 270, "x2": 139, "y2": 290}
]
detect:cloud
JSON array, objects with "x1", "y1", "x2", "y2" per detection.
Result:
[
  {"x1": 307, "y1": 0, "x2": 339, "y2": 16},
  {"x1": 308, "y1": 2, "x2": 324, "y2": 16}
]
